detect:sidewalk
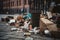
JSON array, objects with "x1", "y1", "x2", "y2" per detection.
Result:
[{"x1": 0, "y1": 22, "x2": 60, "y2": 40}]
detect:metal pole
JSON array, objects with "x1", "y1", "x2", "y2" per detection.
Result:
[{"x1": 44, "y1": 0, "x2": 46, "y2": 14}]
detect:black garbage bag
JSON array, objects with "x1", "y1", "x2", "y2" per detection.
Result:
[{"x1": 56, "y1": 16, "x2": 60, "y2": 28}]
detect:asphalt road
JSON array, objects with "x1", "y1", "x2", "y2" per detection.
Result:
[{"x1": 0, "y1": 22, "x2": 60, "y2": 40}]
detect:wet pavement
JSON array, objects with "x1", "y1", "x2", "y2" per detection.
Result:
[{"x1": 0, "y1": 22, "x2": 60, "y2": 40}]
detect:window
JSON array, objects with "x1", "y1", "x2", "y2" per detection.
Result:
[
  {"x1": 10, "y1": 2, "x2": 12, "y2": 7},
  {"x1": 24, "y1": 0, "x2": 26, "y2": 5},
  {"x1": 17, "y1": 0, "x2": 19, "y2": 6},
  {"x1": 19, "y1": 0, "x2": 21, "y2": 6},
  {"x1": 12, "y1": 2, "x2": 14, "y2": 6}
]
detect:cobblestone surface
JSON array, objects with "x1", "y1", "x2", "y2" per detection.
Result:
[{"x1": 0, "y1": 23, "x2": 60, "y2": 40}]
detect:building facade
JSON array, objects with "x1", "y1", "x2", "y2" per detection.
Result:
[{"x1": 3, "y1": 0, "x2": 29, "y2": 14}]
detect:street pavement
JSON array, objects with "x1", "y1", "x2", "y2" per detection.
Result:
[{"x1": 0, "y1": 22, "x2": 60, "y2": 40}]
